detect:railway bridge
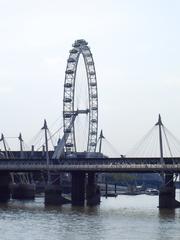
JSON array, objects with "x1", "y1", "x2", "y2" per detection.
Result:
[
  {"x1": 0, "y1": 157, "x2": 179, "y2": 208},
  {"x1": 1, "y1": 39, "x2": 180, "y2": 208}
]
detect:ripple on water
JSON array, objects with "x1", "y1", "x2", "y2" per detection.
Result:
[{"x1": 0, "y1": 195, "x2": 179, "y2": 240}]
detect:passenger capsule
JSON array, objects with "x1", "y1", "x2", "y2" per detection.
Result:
[
  {"x1": 63, "y1": 98, "x2": 72, "y2": 103},
  {"x1": 64, "y1": 83, "x2": 72, "y2": 88},
  {"x1": 90, "y1": 131, "x2": 97, "y2": 135},
  {"x1": 90, "y1": 142, "x2": 96, "y2": 146},
  {"x1": 73, "y1": 42, "x2": 80, "y2": 48},
  {"x1": 65, "y1": 69, "x2": 74, "y2": 74},
  {"x1": 67, "y1": 58, "x2": 76, "y2": 63},
  {"x1": 75, "y1": 39, "x2": 88, "y2": 45},
  {"x1": 91, "y1": 119, "x2": 97, "y2": 123},
  {"x1": 90, "y1": 82, "x2": 97, "y2": 87},
  {"x1": 91, "y1": 94, "x2": 97, "y2": 98},
  {"x1": 89, "y1": 71, "x2": 95, "y2": 75},
  {"x1": 85, "y1": 53, "x2": 92, "y2": 58},
  {"x1": 82, "y1": 46, "x2": 89, "y2": 51},
  {"x1": 70, "y1": 49, "x2": 78, "y2": 54}
]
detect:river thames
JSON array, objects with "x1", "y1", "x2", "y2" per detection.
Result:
[{"x1": 0, "y1": 194, "x2": 180, "y2": 240}]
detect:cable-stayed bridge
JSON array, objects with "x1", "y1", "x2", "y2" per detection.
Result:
[
  {"x1": 0, "y1": 39, "x2": 180, "y2": 208},
  {"x1": 0, "y1": 113, "x2": 180, "y2": 208}
]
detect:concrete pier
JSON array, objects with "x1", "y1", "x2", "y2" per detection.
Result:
[
  {"x1": 71, "y1": 172, "x2": 85, "y2": 206},
  {"x1": 11, "y1": 183, "x2": 35, "y2": 200},
  {"x1": 44, "y1": 172, "x2": 71, "y2": 205},
  {"x1": 86, "y1": 172, "x2": 100, "y2": 206},
  {"x1": 0, "y1": 171, "x2": 11, "y2": 202},
  {"x1": 159, "y1": 173, "x2": 180, "y2": 208},
  {"x1": 105, "y1": 182, "x2": 108, "y2": 197},
  {"x1": 44, "y1": 184, "x2": 70, "y2": 205}
]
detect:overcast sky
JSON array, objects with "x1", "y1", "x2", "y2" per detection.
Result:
[{"x1": 0, "y1": 0, "x2": 180, "y2": 154}]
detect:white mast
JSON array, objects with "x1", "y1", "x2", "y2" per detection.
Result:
[
  {"x1": 0, "y1": 134, "x2": 8, "y2": 159},
  {"x1": 155, "y1": 114, "x2": 164, "y2": 165},
  {"x1": 42, "y1": 119, "x2": 50, "y2": 184},
  {"x1": 18, "y1": 133, "x2": 24, "y2": 159},
  {"x1": 99, "y1": 130, "x2": 105, "y2": 153}
]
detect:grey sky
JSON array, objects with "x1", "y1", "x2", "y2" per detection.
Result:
[{"x1": 0, "y1": 0, "x2": 180, "y2": 154}]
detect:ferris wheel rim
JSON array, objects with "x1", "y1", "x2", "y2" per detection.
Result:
[{"x1": 63, "y1": 39, "x2": 98, "y2": 153}]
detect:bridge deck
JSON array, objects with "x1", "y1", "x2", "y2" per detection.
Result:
[{"x1": 0, "y1": 157, "x2": 180, "y2": 173}]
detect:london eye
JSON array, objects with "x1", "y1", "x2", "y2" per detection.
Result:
[{"x1": 63, "y1": 39, "x2": 98, "y2": 154}]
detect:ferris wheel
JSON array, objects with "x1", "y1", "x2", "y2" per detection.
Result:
[{"x1": 63, "y1": 39, "x2": 98, "y2": 154}]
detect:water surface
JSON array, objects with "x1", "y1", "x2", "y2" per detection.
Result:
[{"x1": 0, "y1": 194, "x2": 180, "y2": 240}]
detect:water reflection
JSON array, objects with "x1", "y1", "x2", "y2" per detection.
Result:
[
  {"x1": 70, "y1": 205, "x2": 100, "y2": 215},
  {"x1": 157, "y1": 208, "x2": 180, "y2": 240},
  {"x1": 0, "y1": 196, "x2": 179, "y2": 240},
  {"x1": 159, "y1": 209, "x2": 176, "y2": 220}
]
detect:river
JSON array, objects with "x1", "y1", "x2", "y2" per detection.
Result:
[{"x1": 0, "y1": 194, "x2": 180, "y2": 240}]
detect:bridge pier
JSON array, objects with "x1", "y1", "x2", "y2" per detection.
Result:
[
  {"x1": 71, "y1": 172, "x2": 85, "y2": 206},
  {"x1": 0, "y1": 171, "x2": 11, "y2": 202},
  {"x1": 86, "y1": 172, "x2": 100, "y2": 206},
  {"x1": 10, "y1": 173, "x2": 36, "y2": 200},
  {"x1": 44, "y1": 174, "x2": 71, "y2": 205},
  {"x1": 159, "y1": 173, "x2": 180, "y2": 208},
  {"x1": 45, "y1": 184, "x2": 63, "y2": 205},
  {"x1": 11, "y1": 183, "x2": 35, "y2": 200}
]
